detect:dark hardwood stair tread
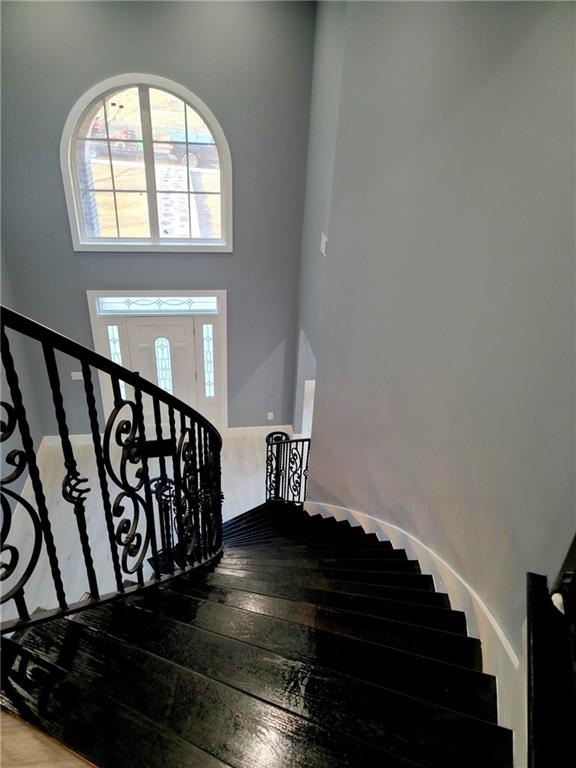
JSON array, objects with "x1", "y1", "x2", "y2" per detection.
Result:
[
  {"x1": 2, "y1": 500, "x2": 513, "y2": 768},
  {"x1": 223, "y1": 543, "x2": 404, "y2": 557},
  {"x1": 130, "y1": 586, "x2": 499, "y2": 721},
  {"x1": 219, "y1": 570, "x2": 451, "y2": 607},
  {"x1": 210, "y1": 568, "x2": 466, "y2": 633},
  {"x1": 1, "y1": 639, "x2": 232, "y2": 768},
  {"x1": 169, "y1": 574, "x2": 483, "y2": 669},
  {"x1": 220, "y1": 556, "x2": 420, "y2": 572},
  {"x1": 4, "y1": 635, "x2": 424, "y2": 768},
  {"x1": 23, "y1": 611, "x2": 512, "y2": 768}
]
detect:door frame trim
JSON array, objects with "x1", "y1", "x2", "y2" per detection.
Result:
[{"x1": 86, "y1": 289, "x2": 229, "y2": 430}]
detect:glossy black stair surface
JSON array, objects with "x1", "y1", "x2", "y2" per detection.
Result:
[{"x1": 1, "y1": 502, "x2": 514, "y2": 768}]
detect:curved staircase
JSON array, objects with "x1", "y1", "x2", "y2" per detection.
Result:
[
  {"x1": 3, "y1": 501, "x2": 513, "y2": 768},
  {"x1": 1, "y1": 307, "x2": 514, "y2": 767}
]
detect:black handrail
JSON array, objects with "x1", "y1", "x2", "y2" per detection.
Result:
[
  {"x1": 527, "y1": 548, "x2": 576, "y2": 768},
  {"x1": 1, "y1": 305, "x2": 223, "y2": 633},
  {"x1": 265, "y1": 431, "x2": 310, "y2": 505}
]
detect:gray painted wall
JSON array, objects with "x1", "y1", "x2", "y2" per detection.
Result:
[
  {"x1": 308, "y1": 0, "x2": 574, "y2": 695},
  {"x1": 293, "y1": 0, "x2": 346, "y2": 433},
  {"x1": 1, "y1": 0, "x2": 314, "y2": 433}
]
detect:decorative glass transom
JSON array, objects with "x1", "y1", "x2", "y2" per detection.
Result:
[
  {"x1": 97, "y1": 296, "x2": 218, "y2": 315},
  {"x1": 154, "y1": 337, "x2": 173, "y2": 394},
  {"x1": 106, "y1": 324, "x2": 126, "y2": 399},
  {"x1": 202, "y1": 324, "x2": 215, "y2": 399},
  {"x1": 70, "y1": 82, "x2": 228, "y2": 248}
]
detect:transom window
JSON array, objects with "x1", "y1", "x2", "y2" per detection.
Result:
[{"x1": 61, "y1": 74, "x2": 232, "y2": 252}]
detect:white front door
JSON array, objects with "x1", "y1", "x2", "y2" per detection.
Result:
[{"x1": 98, "y1": 314, "x2": 223, "y2": 429}]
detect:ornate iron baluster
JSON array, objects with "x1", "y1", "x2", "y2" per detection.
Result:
[
  {"x1": 197, "y1": 424, "x2": 208, "y2": 561},
  {"x1": 1, "y1": 305, "x2": 223, "y2": 633},
  {"x1": 43, "y1": 345, "x2": 98, "y2": 599},
  {"x1": 103, "y1": 387, "x2": 150, "y2": 585},
  {"x1": 133, "y1": 386, "x2": 160, "y2": 580},
  {"x1": 1, "y1": 328, "x2": 67, "y2": 611},
  {"x1": 81, "y1": 362, "x2": 124, "y2": 593},
  {"x1": 0, "y1": 401, "x2": 43, "y2": 622},
  {"x1": 178, "y1": 414, "x2": 201, "y2": 566},
  {"x1": 169, "y1": 407, "x2": 187, "y2": 570},
  {"x1": 265, "y1": 432, "x2": 310, "y2": 505},
  {"x1": 151, "y1": 396, "x2": 172, "y2": 572}
]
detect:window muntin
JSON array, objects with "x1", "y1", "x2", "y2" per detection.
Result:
[{"x1": 65, "y1": 76, "x2": 231, "y2": 251}]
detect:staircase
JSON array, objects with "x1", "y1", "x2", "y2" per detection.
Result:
[
  {"x1": 3, "y1": 501, "x2": 514, "y2": 768},
  {"x1": 1, "y1": 307, "x2": 514, "y2": 766}
]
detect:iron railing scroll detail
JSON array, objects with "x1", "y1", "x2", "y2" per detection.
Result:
[
  {"x1": 265, "y1": 431, "x2": 310, "y2": 505},
  {"x1": 0, "y1": 305, "x2": 223, "y2": 633}
]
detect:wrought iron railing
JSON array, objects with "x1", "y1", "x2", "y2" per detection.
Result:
[
  {"x1": 0, "y1": 306, "x2": 222, "y2": 633},
  {"x1": 265, "y1": 431, "x2": 310, "y2": 505},
  {"x1": 527, "y1": 538, "x2": 576, "y2": 768}
]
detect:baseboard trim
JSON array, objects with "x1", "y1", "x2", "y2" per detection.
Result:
[
  {"x1": 223, "y1": 425, "x2": 293, "y2": 438},
  {"x1": 41, "y1": 434, "x2": 94, "y2": 448},
  {"x1": 41, "y1": 426, "x2": 294, "y2": 444}
]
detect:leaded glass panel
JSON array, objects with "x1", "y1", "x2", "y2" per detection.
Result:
[
  {"x1": 154, "y1": 337, "x2": 173, "y2": 394},
  {"x1": 202, "y1": 324, "x2": 215, "y2": 399}
]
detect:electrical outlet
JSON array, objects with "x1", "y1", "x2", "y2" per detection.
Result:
[{"x1": 267, "y1": 411, "x2": 274, "y2": 421}]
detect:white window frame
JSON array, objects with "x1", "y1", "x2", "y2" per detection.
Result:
[{"x1": 61, "y1": 73, "x2": 233, "y2": 253}]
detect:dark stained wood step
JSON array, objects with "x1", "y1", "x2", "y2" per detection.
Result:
[
  {"x1": 223, "y1": 518, "x2": 378, "y2": 542},
  {"x1": 224, "y1": 508, "x2": 349, "y2": 532},
  {"x1": 224, "y1": 535, "x2": 390, "y2": 552},
  {"x1": 223, "y1": 521, "x2": 389, "y2": 546},
  {"x1": 212, "y1": 565, "x2": 434, "y2": 590},
  {"x1": 210, "y1": 569, "x2": 467, "y2": 633},
  {"x1": 215, "y1": 562, "x2": 450, "y2": 607},
  {"x1": 223, "y1": 541, "x2": 400, "y2": 557},
  {"x1": 170, "y1": 574, "x2": 483, "y2": 669},
  {"x1": 27, "y1": 611, "x2": 513, "y2": 768},
  {"x1": 219, "y1": 556, "x2": 422, "y2": 572},
  {"x1": 5, "y1": 634, "x2": 423, "y2": 768},
  {"x1": 127, "y1": 586, "x2": 498, "y2": 721},
  {"x1": 1, "y1": 639, "x2": 232, "y2": 768},
  {"x1": 219, "y1": 570, "x2": 451, "y2": 606}
]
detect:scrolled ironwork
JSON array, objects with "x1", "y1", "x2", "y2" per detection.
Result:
[
  {"x1": 0, "y1": 402, "x2": 43, "y2": 609},
  {"x1": 103, "y1": 398, "x2": 151, "y2": 576},
  {"x1": 1, "y1": 305, "x2": 223, "y2": 634},
  {"x1": 265, "y1": 431, "x2": 310, "y2": 506}
]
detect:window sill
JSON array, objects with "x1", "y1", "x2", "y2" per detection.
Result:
[{"x1": 73, "y1": 239, "x2": 232, "y2": 253}]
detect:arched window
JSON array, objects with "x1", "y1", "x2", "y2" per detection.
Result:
[{"x1": 61, "y1": 74, "x2": 232, "y2": 252}]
